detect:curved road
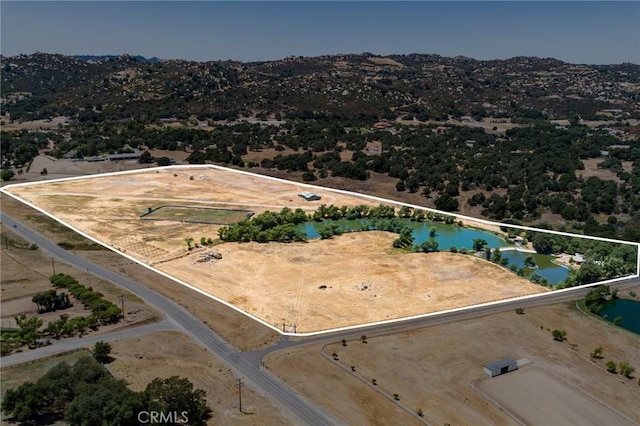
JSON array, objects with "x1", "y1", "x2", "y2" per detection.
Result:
[{"x1": 0, "y1": 211, "x2": 335, "y2": 426}]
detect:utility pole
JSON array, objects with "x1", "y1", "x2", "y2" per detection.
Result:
[
  {"x1": 119, "y1": 295, "x2": 126, "y2": 321},
  {"x1": 51, "y1": 257, "x2": 56, "y2": 275},
  {"x1": 237, "y1": 378, "x2": 244, "y2": 413}
]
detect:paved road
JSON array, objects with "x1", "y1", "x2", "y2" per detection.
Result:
[
  {"x1": 1, "y1": 319, "x2": 176, "y2": 367},
  {"x1": 0, "y1": 211, "x2": 335, "y2": 425}
]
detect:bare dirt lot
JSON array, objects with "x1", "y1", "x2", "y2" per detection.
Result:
[
  {"x1": 4, "y1": 166, "x2": 547, "y2": 333},
  {"x1": 265, "y1": 299, "x2": 640, "y2": 425},
  {"x1": 477, "y1": 365, "x2": 635, "y2": 425}
]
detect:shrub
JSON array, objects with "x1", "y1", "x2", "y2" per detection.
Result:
[
  {"x1": 606, "y1": 360, "x2": 617, "y2": 373},
  {"x1": 619, "y1": 362, "x2": 635, "y2": 378},
  {"x1": 552, "y1": 329, "x2": 566, "y2": 341},
  {"x1": 590, "y1": 346, "x2": 603, "y2": 359}
]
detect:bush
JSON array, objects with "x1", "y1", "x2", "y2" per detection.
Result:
[
  {"x1": 552, "y1": 329, "x2": 566, "y2": 341},
  {"x1": 606, "y1": 360, "x2": 617, "y2": 373},
  {"x1": 619, "y1": 362, "x2": 635, "y2": 378}
]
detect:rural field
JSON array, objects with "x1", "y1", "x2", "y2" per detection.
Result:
[
  {"x1": 4, "y1": 166, "x2": 548, "y2": 333},
  {"x1": 265, "y1": 299, "x2": 640, "y2": 425}
]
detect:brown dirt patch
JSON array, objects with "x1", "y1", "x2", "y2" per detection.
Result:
[
  {"x1": 107, "y1": 331, "x2": 293, "y2": 425},
  {"x1": 577, "y1": 158, "x2": 632, "y2": 183}
]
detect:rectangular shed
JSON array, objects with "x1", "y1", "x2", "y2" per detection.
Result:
[
  {"x1": 484, "y1": 358, "x2": 518, "y2": 377},
  {"x1": 299, "y1": 191, "x2": 321, "y2": 201}
]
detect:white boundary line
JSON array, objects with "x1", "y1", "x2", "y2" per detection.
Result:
[{"x1": 2, "y1": 164, "x2": 639, "y2": 337}]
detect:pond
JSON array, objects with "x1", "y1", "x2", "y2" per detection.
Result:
[
  {"x1": 501, "y1": 250, "x2": 570, "y2": 286},
  {"x1": 300, "y1": 219, "x2": 508, "y2": 250},
  {"x1": 599, "y1": 299, "x2": 640, "y2": 335}
]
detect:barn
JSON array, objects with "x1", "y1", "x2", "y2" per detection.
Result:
[{"x1": 484, "y1": 358, "x2": 518, "y2": 377}]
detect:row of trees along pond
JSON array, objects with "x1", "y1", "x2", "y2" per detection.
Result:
[{"x1": 216, "y1": 204, "x2": 637, "y2": 287}]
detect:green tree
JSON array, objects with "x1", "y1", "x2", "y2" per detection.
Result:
[
  {"x1": 472, "y1": 238, "x2": 487, "y2": 251},
  {"x1": 185, "y1": 237, "x2": 194, "y2": 250},
  {"x1": 93, "y1": 341, "x2": 113, "y2": 364},
  {"x1": 492, "y1": 247, "x2": 502, "y2": 263},
  {"x1": 606, "y1": 360, "x2": 617, "y2": 373},
  {"x1": 619, "y1": 362, "x2": 635, "y2": 378},
  {"x1": 156, "y1": 156, "x2": 171, "y2": 166},
  {"x1": 1, "y1": 169, "x2": 14, "y2": 181},
  {"x1": 552, "y1": 329, "x2": 566, "y2": 342},
  {"x1": 590, "y1": 346, "x2": 603, "y2": 359},
  {"x1": 532, "y1": 233, "x2": 554, "y2": 254},
  {"x1": 302, "y1": 170, "x2": 317, "y2": 182},
  {"x1": 434, "y1": 193, "x2": 459, "y2": 212},
  {"x1": 1, "y1": 382, "x2": 44, "y2": 421},
  {"x1": 138, "y1": 150, "x2": 154, "y2": 164},
  {"x1": 524, "y1": 255, "x2": 536, "y2": 268},
  {"x1": 144, "y1": 376, "x2": 212, "y2": 425},
  {"x1": 15, "y1": 314, "x2": 43, "y2": 345},
  {"x1": 44, "y1": 314, "x2": 69, "y2": 339}
]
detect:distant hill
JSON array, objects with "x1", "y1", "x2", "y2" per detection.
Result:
[
  {"x1": 1, "y1": 52, "x2": 638, "y2": 121},
  {"x1": 73, "y1": 54, "x2": 162, "y2": 64}
]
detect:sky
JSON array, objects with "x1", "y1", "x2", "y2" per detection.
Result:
[{"x1": 1, "y1": 1, "x2": 639, "y2": 65}]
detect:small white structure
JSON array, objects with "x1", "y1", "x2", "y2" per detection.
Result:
[
  {"x1": 299, "y1": 191, "x2": 321, "y2": 201},
  {"x1": 484, "y1": 358, "x2": 518, "y2": 377},
  {"x1": 572, "y1": 253, "x2": 584, "y2": 264}
]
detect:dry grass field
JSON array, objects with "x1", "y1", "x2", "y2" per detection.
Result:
[
  {"x1": 3, "y1": 166, "x2": 549, "y2": 333},
  {"x1": 265, "y1": 299, "x2": 640, "y2": 425}
]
